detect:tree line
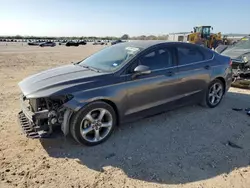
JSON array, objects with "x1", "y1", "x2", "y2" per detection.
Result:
[
  {"x1": 0, "y1": 34, "x2": 169, "y2": 41},
  {"x1": 121, "y1": 34, "x2": 168, "y2": 40}
]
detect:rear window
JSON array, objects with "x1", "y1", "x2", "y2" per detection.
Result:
[
  {"x1": 197, "y1": 46, "x2": 214, "y2": 60},
  {"x1": 177, "y1": 44, "x2": 214, "y2": 65},
  {"x1": 177, "y1": 46, "x2": 204, "y2": 65}
]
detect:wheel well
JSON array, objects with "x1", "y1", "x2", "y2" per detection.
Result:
[
  {"x1": 215, "y1": 77, "x2": 226, "y2": 93},
  {"x1": 66, "y1": 99, "x2": 120, "y2": 135},
  {"x1": 99, "y1": 99, "x2": 120, "y2": 125}
]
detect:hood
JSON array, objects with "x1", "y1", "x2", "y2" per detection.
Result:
[
  {"x1": 18, "y1": 64, "x2": 106, "y2": 98},
  {"x1": 221, "y1": 48, "x2": 250, "y2": 60}
]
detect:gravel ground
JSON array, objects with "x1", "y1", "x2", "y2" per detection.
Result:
[{"x1": 0, "y1": 43, "x2": 250, "y2": 188}]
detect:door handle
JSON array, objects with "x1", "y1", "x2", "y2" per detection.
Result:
[
  {"x1": 167, "y1": 71, "x2": 174, "y2": 76},
  {"x1": 204, "y1": 65, "x2": 211, "y2": 70}
]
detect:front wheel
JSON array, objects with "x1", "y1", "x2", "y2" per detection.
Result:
[
  {"x1": 201, "y1": 79, "x2": 224, "y2": 108},
  {"x1": 70, "y1": 101, "x2": 117, "y2": 146}
]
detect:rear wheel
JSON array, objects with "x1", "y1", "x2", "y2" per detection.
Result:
[
  {"x1": 201, "y1": 79, "x2": 224, "y2": 108},
  {"x1": 70, "y1": 101, "x2": 117, "y2": 146}
]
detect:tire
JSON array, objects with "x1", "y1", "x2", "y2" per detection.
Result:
[
  {"x1": 200, "y1": 79, "x2": 225, "y2": 108},
  {"x1": 70, "y1": 101, "x2": 117, "y2": 146}
]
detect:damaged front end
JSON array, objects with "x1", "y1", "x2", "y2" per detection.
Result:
[
  {"x1": 231, "y1": 56, "x2": 250, "y2": 82},
  {"x1": 18, "y1": 94, "x2": 73, "y2": 138},
  {"x1": 219, "y1": 36, "x2": 250, "y2": 81}
]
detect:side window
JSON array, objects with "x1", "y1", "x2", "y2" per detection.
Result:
[
  {"x1": 144, "y1": 51, "x2": 155, "y2": 58},
  {"x1": 198, "y1": 47, "x2": 214, "y2": 59},
  {"x1": 140, "y1": 48, "x2": 173, "y2": 70},
  {"x1": 177, "y1": 45, "x2": 205, "y2": 65}
]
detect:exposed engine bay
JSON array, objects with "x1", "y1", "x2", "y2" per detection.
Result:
[{"x1": 19, "y1": 95, "x2": 72, "y2": 138}]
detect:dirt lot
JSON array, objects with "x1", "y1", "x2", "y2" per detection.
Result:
[{"x1": 0, "y1": 43, "x2": 250, "y2": 188}]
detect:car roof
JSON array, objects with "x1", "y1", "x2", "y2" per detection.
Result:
[{"x1": 123, "y1": 40, "x2": 183, "y2": 49}]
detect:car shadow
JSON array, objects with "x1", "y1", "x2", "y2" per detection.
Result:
[{"x1": 40, "y1": 90, "x2": 250, "y2": 184}]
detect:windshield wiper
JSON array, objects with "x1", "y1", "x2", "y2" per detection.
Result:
[{"x1": 80, "y1": 65, "x2": 101, "y2": 72}]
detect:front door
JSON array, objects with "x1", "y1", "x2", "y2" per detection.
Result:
[{"x1": 124, "y1": 46, "x2": 179, "y2": 117}]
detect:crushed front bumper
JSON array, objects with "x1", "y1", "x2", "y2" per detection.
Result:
[
  {"x1": 17, "y1": 96, "x2": 50, "y2": 138},
  {"x1": 18, "y1": 111, "x2": 47, "y2": 138}
]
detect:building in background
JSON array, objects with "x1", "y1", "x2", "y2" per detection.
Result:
[{"x1": 167, "y1": 32, "x2": 190, "y2": 42}]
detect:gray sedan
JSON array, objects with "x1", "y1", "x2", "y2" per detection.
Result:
[{"x1": 18, "y1": 41, "x2": 233, "y2": 146}]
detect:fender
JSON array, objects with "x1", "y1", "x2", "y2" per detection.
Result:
[
  {"x1": 61, "y1": 96, "x2": 114, "y2": 136},
  {"x1": 63, "y1": 96, "x2": 115, "y2": 112},
  {"x1": 62, "y1": 96, "x2": 123, "y2": 136}
]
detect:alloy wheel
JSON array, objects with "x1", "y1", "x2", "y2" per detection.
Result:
[
  {"x1": 208, "y1": 82, "x2": 223, "y2": 106},
  {"x1": 80, "y1": 108, "x2": 113, "y2": 143}
]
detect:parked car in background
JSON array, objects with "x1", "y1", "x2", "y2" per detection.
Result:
[
  {"x1": 18, "y1": 41, "x2": 232, "y2": 146},
  {"x1": 27, "y1": 41, "x2": 41, "y2": 46},
  {"x1": 59, "y1": 42, "x2": 67, "y2": 45},
  {"x1": 215, "y1": 36, "x2": 250, "y2": 80},
  {"x1": 39, "y1": 41, "x2": 56, "y2": 47},
  {"x1": 93, "y1": 40, "x2": 105, "y2": 45},
  {"x1": 59, "y1": 41, "x2": 68, "y2": 45},
  {"x1": 65, "y1": 41, "x2": 79, "y2": 47},
  {"x1": 78, "y1": 40, "x2": 87, "y2": 45},
  {"x1": 111, "y1": 39, "x2": 125, "y2": 45}
]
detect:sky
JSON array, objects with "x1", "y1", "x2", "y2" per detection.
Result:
[{"x1": 0, "y1": 0, "x2": 250, "y2": 37}]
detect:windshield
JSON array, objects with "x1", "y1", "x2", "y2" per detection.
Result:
[
  {"x1": 78, "y1": 43, "x2": 142, "y2": 72},
  {"x1": 202, "y1": 27, "x2": 210, "y2": 35},
  {"x1": 230, "y1": 37, "x2": 250, "y2": 49}
]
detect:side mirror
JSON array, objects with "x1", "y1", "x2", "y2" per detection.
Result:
[{"x1": 132, "y1": 65, "x2": 151, "y2": 78}]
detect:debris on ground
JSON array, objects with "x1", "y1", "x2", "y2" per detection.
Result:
[
  {"x1": 105, "y1": 153, "x2": 116, "y2": 159},
  {"x1": 232, "y1": 108, "x2": 243, "y2": 111},
  {"x1": 232, "y1": 107, "x2": 250, "y2": 116},
  {"x1": 227, "y1": 141, "x2": 243, "y2": 149}
]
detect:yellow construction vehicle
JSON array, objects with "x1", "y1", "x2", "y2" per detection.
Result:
[{"x1": 187, "y1": 26, "x2": 223, "y2": 49}]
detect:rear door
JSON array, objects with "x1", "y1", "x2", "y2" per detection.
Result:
[{"x1": 175, "y1": 43, "x2": 213, "y2": 103}]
